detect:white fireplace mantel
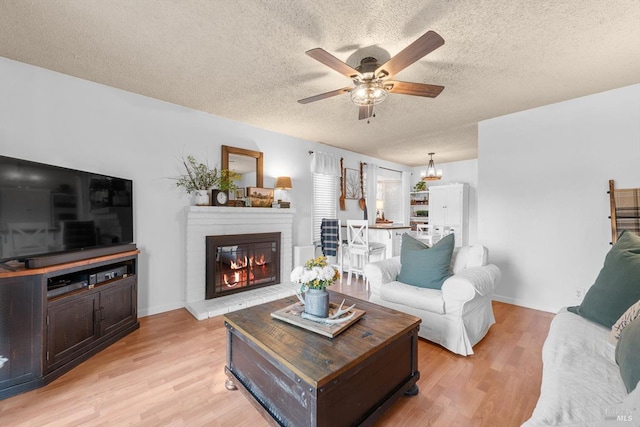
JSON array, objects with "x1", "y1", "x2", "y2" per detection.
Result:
[{"x1": 184, "y1": 206, "x2": 297, "y2": 320}]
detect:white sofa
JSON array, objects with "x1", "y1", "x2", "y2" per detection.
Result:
[
  {"x1": 523, "y1": 309, "x2": 640, "y2": 426},
  {"x1": 363, "y1": 245, "x2": 501, "y2": 356}
]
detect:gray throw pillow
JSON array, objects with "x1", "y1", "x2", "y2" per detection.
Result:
[
  {"x1": 568, "y1": 230, "x2": 640, "y2": 328},
  {"x1": 397, "y1": 233, "x2": 454, "y2": 290}
]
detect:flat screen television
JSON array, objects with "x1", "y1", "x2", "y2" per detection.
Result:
[{"x1": 0, "y1": 155, "x2": 135, "y2": 268}]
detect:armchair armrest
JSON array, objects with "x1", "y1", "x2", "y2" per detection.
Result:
[
  {"x1": 363, "y1": 257, "x2": 402, "y2": 295},
  {"x1": 442, "y1": 264, "x2": 501, "y2": 312}
]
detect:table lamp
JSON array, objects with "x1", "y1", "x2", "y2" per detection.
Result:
[{"x1": 275, "y1": 176, "x2": 292, "y2": 207}]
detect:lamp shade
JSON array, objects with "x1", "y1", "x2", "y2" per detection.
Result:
[{"x1": 275, "y1": 176, "x2": 292, "y2": 190}]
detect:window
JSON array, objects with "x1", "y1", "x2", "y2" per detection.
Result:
[{"x1": 312, "y1": 173, "x2": 337, "y2": 244}]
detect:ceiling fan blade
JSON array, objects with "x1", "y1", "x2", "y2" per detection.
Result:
[
  {"x1": 386, "y1": 81, "x2": 444, "y2": 97},
  {"x1": 375, "y1": 31, "x2": 444, "y2": 78},
  {"x1": 358, "y1": 105, "x2": 373, "y2": 120},
  {"x1": 306, "y1": 48, "x2": 362, "y2": 79},
  {"x1": 298, "y1": 87, "x2": 352, "y2": 104}
]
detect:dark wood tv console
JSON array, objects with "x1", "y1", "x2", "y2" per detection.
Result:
[{"x1": 0, "y1": 250, "x2": 140, "y2": 400}]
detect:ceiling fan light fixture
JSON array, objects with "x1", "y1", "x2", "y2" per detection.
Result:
[
  {"x1": 422, "y1": 152, "x2": 442, "y2": 181},
  {"x1": 299, "y1": 31, "x2": 444, "y2": 120},
  {"x1": 350, "y1": 81, "x2": 388, "y2": 106}
]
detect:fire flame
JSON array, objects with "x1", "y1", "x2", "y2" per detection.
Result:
[
  {"x1": 229, "y1": 254, "x2": 267, "y2": 269},
  {"x1": 230, "y1": 256, "x2": 248, "y2": 270},
  {"x1": 223, "y1": 271, "x2": 241, "y2": 287},
  {"x1": 222, "y1": 251, "x2": 268, "y2": 288}
]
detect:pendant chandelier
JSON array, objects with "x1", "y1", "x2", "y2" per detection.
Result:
[{"x1": 422, "y1": 152, "x2": 442, "y2": 181}]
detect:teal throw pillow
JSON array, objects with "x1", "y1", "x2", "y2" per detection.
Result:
[
  {"x1": 616, "y1": 316, "x2": 640, "y2": 393},
  {"x1": 397, "y1": 233, "x2": 455, "y2": 290},
  {"x1": 568, "y1": 230, "x2": 640, "y2": 328}
]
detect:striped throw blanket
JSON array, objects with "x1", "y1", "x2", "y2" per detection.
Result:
[
  {"x1": 321, "y1": 218, "x2": 340, "y2": 257},
  {"x1": 615, "y1": 188, "x2": 640, "y2": 238}
]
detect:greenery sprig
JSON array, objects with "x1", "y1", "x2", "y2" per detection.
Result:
[{"x1": 174, "y1": 155, "x2": 241, "y2": 194}]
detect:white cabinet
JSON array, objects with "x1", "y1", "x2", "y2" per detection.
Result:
[{"x1": 428, "y1": 184, "x2": 469, "y2": 247}]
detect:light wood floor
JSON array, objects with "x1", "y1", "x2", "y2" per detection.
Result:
[{"x1": 0, "y1": 277, "x2": 554, "y2": 426}]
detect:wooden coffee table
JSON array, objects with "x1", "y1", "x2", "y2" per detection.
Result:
[{"x1": 223, "y1": 291, "x2": 421, "y2": 427}]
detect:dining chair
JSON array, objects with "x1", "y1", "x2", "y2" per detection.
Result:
[
  {"x1": 346, "y1": 219, "x2": 386, "y2": 286},
  {"x1": 415, "y1": 223, "x2": 434, "y2": 245},
  {"x1": 415, "y1": 224, "x2": 455, "y2": 247}
]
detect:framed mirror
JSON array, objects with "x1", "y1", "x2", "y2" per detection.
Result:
[{"x1": 222, "y1": 145, "x2": 264, "y2": 188}]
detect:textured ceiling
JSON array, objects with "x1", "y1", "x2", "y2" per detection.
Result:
[{"x1": 1, "y1": 0, "x2": 639, "y2": 166}]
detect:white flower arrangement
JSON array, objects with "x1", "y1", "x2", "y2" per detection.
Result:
[{"x1": 290, "y1": 256, "x2": 340, "y2": 291}]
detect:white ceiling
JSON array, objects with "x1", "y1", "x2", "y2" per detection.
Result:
[{"x1": 1, "y1": 1, "x2": 639, "y2": 166}]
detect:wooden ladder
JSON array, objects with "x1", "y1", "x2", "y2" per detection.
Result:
[{"x1": 609, "y1": 179, "x2": 640, "y2": 244}]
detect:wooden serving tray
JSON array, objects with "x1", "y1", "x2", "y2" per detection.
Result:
[{"x1": 270, "y1": 301, "x2": 365, "y2": 338}]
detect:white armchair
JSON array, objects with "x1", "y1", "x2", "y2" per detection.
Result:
[{"x1": 364, "y1": 245, "x2": 501, "y2": 356}]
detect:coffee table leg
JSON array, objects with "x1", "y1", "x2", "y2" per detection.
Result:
[
  {"x1": 224, "y1": 367, "x2": 238, "y2": 390},
  {"x1": 404, "y1": 384, "x2": 419, "y2": 396}
]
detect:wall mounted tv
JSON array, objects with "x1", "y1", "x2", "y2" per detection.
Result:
[{"x1": 0, "y1": 155, "x2": 135, "y2": 268}]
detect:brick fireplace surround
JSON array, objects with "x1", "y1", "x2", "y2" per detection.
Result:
[{"x1": 184, "y1": 206, "x2": 298, "y2": 320}]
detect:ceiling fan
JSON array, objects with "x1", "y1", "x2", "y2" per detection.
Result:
[{"x1": 298, "y1": 30, "x2": 445, "y2": 121}]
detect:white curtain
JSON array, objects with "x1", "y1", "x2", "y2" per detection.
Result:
[
  {"x1": 377, "y1": 167, "x2": 403, "y2": 223},
  {"x1": 310, "y1": 151, "x2": 339, "y2": 247},
  {"x1": 366, "y1": 163, "x2": 378, "y2": 224},
  {"x1": 402, "y1": 171, "x2": 412, "y2": 225},
  {"x1": 310, "y1": 151, "x2": 341, "y2": 176}
]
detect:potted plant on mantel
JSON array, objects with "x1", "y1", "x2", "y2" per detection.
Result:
[
  {"x1": 212, "y1": 168, "x2": 241, "y2": 206},
  {"x1": 175, "y1": 155, "x2": 240, "y2": 206}
]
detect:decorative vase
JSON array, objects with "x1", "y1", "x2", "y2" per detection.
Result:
[
  {"x1": 304, "y1": 288, "x2": 330, "y2": 318},
  {"x1": 193, "y1": 189, "x2": 210, "y2": 206}
]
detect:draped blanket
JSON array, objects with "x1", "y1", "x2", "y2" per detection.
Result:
[
  {"x1": 614, "y1": 188, "x2": 640, "y2": 237},
  {"x1": 320, "y1": 219, "x2": 339, "y2": 257}
]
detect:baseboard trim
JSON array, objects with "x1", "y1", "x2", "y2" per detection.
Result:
[
  {"x1": 138, "y1": 301, "x2": 185, "y2": 318},
  {"x1": 492, "y1": 294, "x2": 557, "y2": 314}
]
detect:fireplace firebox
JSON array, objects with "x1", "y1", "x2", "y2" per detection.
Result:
[{"x1": 205, "y1": 232, "x2": 280, "y2": 299}]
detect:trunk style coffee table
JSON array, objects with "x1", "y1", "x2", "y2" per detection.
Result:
[{"x1": 223, "y1": 291, "x2": 421, "y2": 427}]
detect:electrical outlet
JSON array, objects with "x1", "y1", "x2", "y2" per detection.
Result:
[{"x1": 574, "y1": 288, "x2": 587, "y2": 301}]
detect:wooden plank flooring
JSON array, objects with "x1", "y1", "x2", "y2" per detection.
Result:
[{"x1": 0, "y1": 277, "x2": 554, "y2": 426}]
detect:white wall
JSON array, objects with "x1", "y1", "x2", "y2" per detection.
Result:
[
  {"x1": 0, "y1": 57, "x2": 411, "y2": 316},
  {"x1": 411, "y1": 159, "x2": 479, "y2": 244},
  {"x1": 478, "y1": 84, "x2": 640, "y2": 313}
]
